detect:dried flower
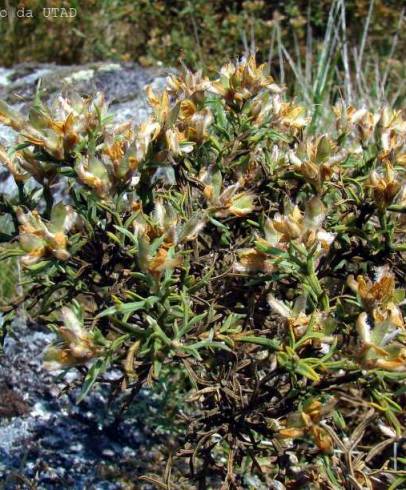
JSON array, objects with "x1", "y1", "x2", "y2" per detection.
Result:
[
  {"x1": 211, "y1": 55, "x2": 282, "y2": 106},
  {"x1": 267, "y1": 197, "x2": 335, "y2": 251},
  {"x1": 288, "y1": 135, "x2": 347, "y2": 190},
  {"x1": 356, "y1": 311, "x2": 406, "y2": 371},
  {"x1": 279, "y1": 399, "x2": 336, "y2": 453},
  {"x1": 44, "y1": 306, "x2": 99, "y2": 370},
  {"x1": 347, "y1": 266, "x2": 397, "y2": 312},
  {"x1": 268, "y1": 294, "x2": 335, "y2": 347},
  {"x1": 368, "y1": 163, "x2": 401, "y2": 210},
  {"x1": 17, "y1": 203, "x2": 76, "y2": 265}
]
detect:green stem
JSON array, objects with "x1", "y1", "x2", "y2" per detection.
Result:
[{"x1": 306, "y1": 255, "x2": 329, "y2": 310}]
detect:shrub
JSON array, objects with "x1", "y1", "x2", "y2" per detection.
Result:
[{"x1": 1, "y1": 56, "x2": 406, "y2": 488}]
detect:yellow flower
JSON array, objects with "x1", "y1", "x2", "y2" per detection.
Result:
[
  {"x1": 268, "y1": 197, "x2": 335, "y2": 251},
  {"x1": 334, "y1": 103, "x2": 379, "y2": 142},
  {"x1": 166, "y1": 69, "x2": 211, "y2": 99},
  {"x1": 146, "y1": 85, "x2": 171, "y2": 124},
  {"x1": 147, "y1": 247, "x2": 183, "y2": 280},
  {"x1": 135, "y1": 118, "x2": 161, "y2": 161},
  {"x1": 234, "y1": 249, "x2": 273, "y2": 273},
  {"x1": 276, "y1": 99, "x2": 309, "y2": 130},
  {"x1": 211, "y1": 184, "x2": 256, "y2": 218},
  {"x1": 268, "y1": 294, "x2": 335, "y2": 346},
  {"x1": 350, "y1": 267, "x2": 406, "y2": 371},
  {"x1": 165, "y1": 127, "x2": 193, "y2": 155},
  {"x1": 179, "y1": 102, "x2": 213, "y2": 143},
  {"x1": 0, "y1": 100, "x2": 25, "y2": 131},
  {"x1": 379, "y1": 107, "x2": 406, "y2": 157},
  {"x1": 1, "y1": 93, "x2": 108, "y2": 161}
]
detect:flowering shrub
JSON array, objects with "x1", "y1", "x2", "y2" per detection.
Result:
[{"x1": 1, "y1": 56, "x2": 406, "y2": 488}]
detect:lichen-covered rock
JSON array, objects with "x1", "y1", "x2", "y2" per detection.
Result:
[{"x1": 0, "y1": 319, "x2": 155, "y2": 488}]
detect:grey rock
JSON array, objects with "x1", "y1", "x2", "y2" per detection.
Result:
[
  {"x1": 0, "y1": 318, "x2": 151, "y2": 488},
  {"x1": 0, "y1": 61, "x2": 169, "y2": 109}
]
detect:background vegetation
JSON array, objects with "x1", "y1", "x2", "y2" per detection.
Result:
[{"x1": 0, "y1": 1, "x2": 404, "y2": 71}]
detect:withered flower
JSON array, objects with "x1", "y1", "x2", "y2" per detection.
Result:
[
  {"x1": 368, "y1": 163, "x2": 401, "y2": 210},
  {"x1": 44, "y1": 306, "x2": 99, "y2": 370},
  {"x1": 17, "y1": 203, "x2": 76, "y2": 266},
  {"x1": 347, "y1": 266, "x2": 397, "y2": 312},
  {"x1": 288, "y1": 135, "x2": 347, "y2": 190},
  {"x1": 211, "y1": 55, "x2": 282, "y2": 106},
  {"x1": 166, "y1": 69, "x2": 211, "y2": 100},
  {"x1": 279, "y1": 399, "x2": 336, "y2": 453},
  {"x1": 268, "y1": 294, "x2": 335, "y2": 348},
  {"x1": 266, "y1": 197, "x2": 335, "y2": 251},
  {"x1": 356, "y1": 311, "x2": 406, "y2": 372}
]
